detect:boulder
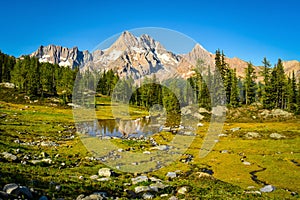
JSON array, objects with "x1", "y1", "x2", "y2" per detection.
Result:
[
  {"x1": 150, "y1": 145, "x2": 170, "y2": 151},
  {"x1": 3, "y1": 183, "x2": 19, "y2": 194},
  {"x1": 0, "y1": 82, "x2": 15, "y2": 88},
  {"x1": 230, "y1": 127, "x2": 241, "y2": 132},
  {"x1": 98, "y1": 168, "x2": 113, "y2": 177},
  {"x1": 260, "y1": 185, "x2": 275, "y2": 193},
  {"x1": 178, "y1": 186, "x2": 188, "y2": 194},
  {"x1": 1, "y1": 152, "x2": 17, "y2": 161},
  {"x1": 199, "y1": 107, "x2": 210, "y2": 113},
  {"x1": 245, "y1": 132, "x2": 261, "y2": 139},
  {"x1": 193, "y1": 113, "x2": 204, "y2": 120},
  {"x1": 132, "y1": 175, "x2": 148, "y2": 184},
  {"x1": 269, "y1": 133, "x2": 285, "y2": 139},
  {"x1": 181, "y1": 106, "x2": 192, "y2": 115},
  {"x1": 150, "y1": 182, "x2": 167, "y2": 190},
  {"x1": 142, "y1": 192, "x2": 154, "y2": 199},
  {"x1": 135, "y1": 186, "x2": 151, "y2": 193},
  {"x1": 166, "y1": 172, "x2": 176, "y2": 179}
]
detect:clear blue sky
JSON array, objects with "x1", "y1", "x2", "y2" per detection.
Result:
[{"x1": 1, "y1": 0, "x2": 299, "y2": 66}]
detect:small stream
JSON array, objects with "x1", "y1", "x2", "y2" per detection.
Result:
[
  {"x1": 249, "y1": 166, "x2": 268, "y2": 185},
  {"x1": 291, "y1": 159, "x2": 300, "y2": 167}
]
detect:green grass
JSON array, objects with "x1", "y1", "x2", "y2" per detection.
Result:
[{"x1": 0, "y1": 94, "x2": 299, "y2": 199}]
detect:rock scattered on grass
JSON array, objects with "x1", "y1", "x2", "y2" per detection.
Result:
[
  {"x1": 177, "y1": 186, "x2": 188, "y2": 194},
  {"x1": 1, "y1": 152, "x2": 17, "y2": 161},
  {"x1": 166, "y1": 172, "x2": 177, "y2": 179},
  {"x1": 245, "y1": 132, "x2": 261, "y2": 139},
  {"x1": 260, "y1": 185, "x2": 275, "y2": 193},
  {"x1": 230, "y1": 127, "x2": 241, "y2": 132},
  {"x1": 132, "y1": 175, "x2": 148, "y2": 184},
  {"x1": 98, "y1": 168, "x2": 113, "y2": 177},
  {"x1": 269, "y1": 133, "x2": 285, "y2": 139}
]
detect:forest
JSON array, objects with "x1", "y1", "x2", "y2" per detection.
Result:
[{"x1": 1, "y1": 49, "x2": 299, "y2": 114}]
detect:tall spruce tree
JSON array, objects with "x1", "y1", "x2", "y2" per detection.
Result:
[
  {"x1": 244, "y1": 62, "x2": 257, "y2": 105},
  {"x1": 230, "y1": 68, "x2": 239, "y2": 107}
]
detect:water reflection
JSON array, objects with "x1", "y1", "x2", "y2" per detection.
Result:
[{"x1": 78, "y1": 116, "x2": 165, "y2": 138}]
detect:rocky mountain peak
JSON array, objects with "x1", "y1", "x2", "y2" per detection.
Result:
[{"x1": 31, "y1": 45, "x2": 84, "y2": 69}]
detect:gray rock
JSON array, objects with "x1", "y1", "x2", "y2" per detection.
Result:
[
  {"x1": 243, "y1": 161, "x2": 251, "y2": 165},
  {"x1": 143, "y1": 192, "x2": 154, "y2": 199},
  {"x1": 55, "y1": 185, "x2": 62, "y2": 191},
  {"x1": 149, "y1": 177, "x2": 162, "y2": 182},
  {"x1": 97, "y1": 177, "x2": 110, "y2": 182},
  {"x1": 166, "y1": 172, "x2": 176, "y2": 179},
  {"x1": 40, "y1": 141, "x2": 59, "y2": 147},
  {"x1": 1, "y1": 152, "x2": 17, "y2": 161},
  {"x1": 230, "y1": 127, "x2": 241, "y2": 132},
  {"x1": 90, "y1": 175, "x2": 99, "y2": 180},
  {"x1": 220, "y1": 150, "x2": 228, "y2": 154},
  {"x1": 181, "y1": 106, "x2": 192, "y2": 115},
  {"x1": 169, "y1": 196, "x2": 178, "y2": 200},
  {"x1": 3, "y1": 183, "x2": 19, "y2": 194},
  {"x1": 98, "y1": 168, "x2": 113, "y2": 177},
  {"x1": 197, "y1": 172, "x2": 212, "y2": 178},
  {"x1": 178, "y1": 186, "x2": 188, "y2": 194},
  {"x1": 143, "y1": 151, "x2": 151, "y2": 154},
  {"x1": 76, "y1": 194, "x2": 85, "y2": 200},
  {"x1": 197, "y1": 122, "x2": 204, "y2": 127},
  {"x1": 11, "y1": 186, "x2": 33, "y2": 199},
  {"x1": 162, "y1": 127, "x2": 171, "y2": 132},
  {"x1": 183, "y1": 131, "x2": 196, "y2": 136},
  {"x1": 199, "y1": 107, "x2": 210, "y2": 113},
  {"x1": 218, "y1": 133, "x2": 228, "y2": 137},
  {"x1": 0, "y1": 82, "x2": 15, "y2": 88},
  {"x1": 269, "y1": 133, "x2": 285, "y2": 139},
  {"x1": 193, "y1": 113, "x2": 204, "y2": 120},
  {"x1": 150, "y1": 145, "x2": 170, "y2": 151},
  {"x1": 132, "y1": 175, "x2": 148, "y2": 184},
  {"x1": 135, "y1": 186, "x2": 151, "y2": 193},
  {"x1": 260, "y1": 185, "x2": 275, "y2": 193},
  {"x1": 42, "y1": 158, "x2": 52, "y2": 164},
  {"x1": 150, "y1": 182, "x2": 167, "y2": 190},
  {"x1": 245, "y1": 132, "x2": 261, "y2": 138},
  {"x1": 244, "y1": 190, "x2": 262, "y2": 195}
]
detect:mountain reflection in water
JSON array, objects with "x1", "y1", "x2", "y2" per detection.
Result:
[{"x1": 79, "y1": 116, "x2": 164, "y2": 138}]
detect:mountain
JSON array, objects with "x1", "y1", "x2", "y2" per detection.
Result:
[
  {"x1": 83, "y1": 31, "x2": 180, "y2": 80},
  {"x1": 31, "y1": 45, "x2": 92, "y2": 69},
  {"x1": 30, "y1": 31, "x2": 300, "y2": 81}
]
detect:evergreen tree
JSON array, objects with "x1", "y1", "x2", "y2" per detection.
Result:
[
  {"x1": 230, "y1": 69, "x2": 239, "y2": 107},
  {"x1": 244, "y1": 62, "x2": 257, "y2": 105},
  {"x1": 261, "y1": 57, "x2": 272, "y2": 109},
  {"x1": 273, "y1": 59, "x2": 287, "y2": 109}
]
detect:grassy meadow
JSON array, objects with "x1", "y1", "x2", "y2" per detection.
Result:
[{"x1": 0, "y1": 87, "x2": 299, "y2": 199}]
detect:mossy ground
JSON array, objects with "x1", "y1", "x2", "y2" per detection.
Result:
[{"x1": 0, "y1": 89, "x2": 299, "y2": 199}]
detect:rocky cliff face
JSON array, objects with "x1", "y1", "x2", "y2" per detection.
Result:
[
  {"x1": 30, "y1": 31, "x2": 300, "y2": 81},
  {"x1": 31, "y1": 45, "x2": 86, "y2": 69}
]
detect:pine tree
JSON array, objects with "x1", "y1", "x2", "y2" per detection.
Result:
[
  {"x1": 230, "y1": 69, "x2": 239, "y2": 107},
  {"x1": 274, "y1": 59, "x2": 286, "y2": 109},
  {"x1": 244, "y1": 62, "x2": 257, "y2": 105},
  {"x1": 261, "y1": 57, "x2": 272, "y2": 108}
]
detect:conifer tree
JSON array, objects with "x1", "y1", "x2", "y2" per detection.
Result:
[
  {"x1": 230, "y1": 69, "x2": 239, "y2": 107},
  {"x1": 244, "y1": 62, "x2": 257, "y2": 105}
]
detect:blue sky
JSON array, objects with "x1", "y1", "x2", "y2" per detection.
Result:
[{"x1": 0, "y1": 0, "x2": 299, "y2": 66}]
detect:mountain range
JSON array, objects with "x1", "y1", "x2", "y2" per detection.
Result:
[{"x1": 31, "y1": 31, "x2": 300, "y2": 81}]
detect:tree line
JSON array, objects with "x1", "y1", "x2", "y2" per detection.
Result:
[
  {"x1": 1, "y1": 49, "x2": 300, "y2": 113},
  {"x1": 0, "y1": 51, "x2": 77, "y2": 103}
]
